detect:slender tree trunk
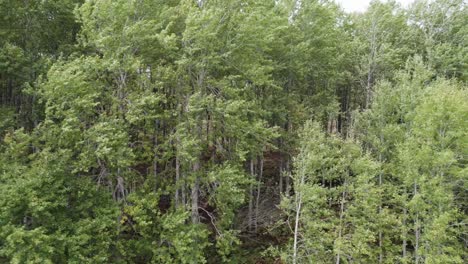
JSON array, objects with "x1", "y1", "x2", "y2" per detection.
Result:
[
  {"x1": 336, "y1": 182, "x2": 347, "y2": 264},
  {"x1": 8, "y1": 79, "x2": 13, "y2": 105},
  {"x1": 255, "y1": 157, "x2": 264, "y2": 233},
  {"x1": 378, "y1": 154, "x2": 383, "y2": 264},
  {"x1": 402, "y1": 207, "x2": 407, "y2": 259},
  {"x1": 191, "y1": 161, "x2": 200, "y2": 224},
  {"x1": 285, "y1": 158, "x2": 291, "y2": 196},
  {"x1": 414, "y1": 181, "x2": 420, "y2": 264},
  {"x1": 415, "y1": 214, "x2": 420, "y2": 264},
  {"x1": 248, "y1": 158, "x2": 255, "y2": 231},
  {"x1": 365, "y1": 19, "x2": 378, "y2": 109},
  {"x1": 293, "y1": 160, "x2": 306, "y2": 264},
  {"x1": 175, "y1": 155, "x2": 180, "y2": 208},
  {"x1": 279, "y1": 154, "x2": 283, "y2": 195},
  {"x1": 153, "y1": 122, "x2": 158, "y2": 190},
  {"x1": 345, "y1": 86, "x2": 351, "y2": 138},
  {"x1": 292, "y1": 193, "x2": 302, "y2": 264},
  {"x1": 181, "y1": 174, "x2": 186, "y2": 208},
  {"x1": 279, "y1": 139, "x2": 284, "y2": 195},
  {"x1": 365, "y1": 68, "x2": 373, "y2": 109},
  {"x1": 117, "y1": 70, "x2": 127, "y2": 114}
]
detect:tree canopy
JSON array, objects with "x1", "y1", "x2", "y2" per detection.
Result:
[{"x1": 0, "y1": 0, "x2": 466, "y2": 263}]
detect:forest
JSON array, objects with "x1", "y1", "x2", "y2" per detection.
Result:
[{"x1": 0, "y1": 0, "x2": 466, "y2": 263}]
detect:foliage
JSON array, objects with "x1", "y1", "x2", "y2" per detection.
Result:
[{"x1": 0, "y1": 0, "x2": 466, "y2": 263}]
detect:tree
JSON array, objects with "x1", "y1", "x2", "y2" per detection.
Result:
[
  {"x1": 284, "y1": 121, "x2": 380, "y2": 263},
  {"x1": 409, "y1": 0, "x2": 468, "y2": 81},
  {"x1": 397, "y1": 79, "x2": 467, "y2": 263}
]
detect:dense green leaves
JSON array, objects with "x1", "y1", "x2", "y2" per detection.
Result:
[{"x1": 0, "y1": 0, "x2": 466, "y2": 263}]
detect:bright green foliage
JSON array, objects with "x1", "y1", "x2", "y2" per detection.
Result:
[
  {"x1": 0, "y1": 144, "x2": 119, "y2": 263},
  {"x1": 284, "y1": 121, "x2": 380, "y2": 263},
  {"x1": 346, "y1": 0, "x2": 417, "y2": 109},
  {"x1": 354, "y1": 58, "x2": 467, "y2": 263},
  {"x1": 397, "y1": 80, "x2": 467, "y2": 263},
  {"x1": 118, "y1": 193, "x2": 209, "y2": 263},
  {"x1": 0, "y1": 0, "x2": 466, "y2": 263},
  {"x1": 409, "y1": 0, "x2": 468, "y2": 81}
]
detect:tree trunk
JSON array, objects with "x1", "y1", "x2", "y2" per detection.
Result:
[
  {"x1": 175, "y1": 155, "x2": 180, "y2": 208},
  {"x1": 285, "y1": 158, "x2": 291, "y2": 196},
  {"x1": 292, "y1": 192, "x2": 302, "y2": 264},
  {"x1": 191, "y1": 161, "x2": 200, "y2": 224},
  {"x1": 336, "y1": 182, "x2": 347, "y2": 264},
  {"x1": 181, "y1": 173, "x2": 186, "y2": 208},
  {"x1": 153, "y1": 122, "x2": 158, "y2": 191},
  {"x1": 248, "y1": 158, "x2": 255, "y2": 232},
  {"x1": 402, "y1": 207, "x2": 407, "y2": 259},
  {"x1": 378, "y1": 154, "x2": 383, "y2": 264},
  {"x1": 293, "y1": 159, "x2": 306, "y2": 264},
  {"x1": 414, "y1": 181, "x2": 420, "y2": 264},
  {"x1": 255, "y1": 157, "x2": 264, "y2": 233},
  {"x1": 365, "y1": 19, "x2": 378, "y2": 109},
  {"x1": 279, "y1": 152, "x2": 284, "y2": 195}
]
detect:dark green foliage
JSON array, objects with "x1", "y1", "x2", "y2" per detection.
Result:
[{"x1": 0, "y1": 0, "x2": 466, "y2": 263}]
